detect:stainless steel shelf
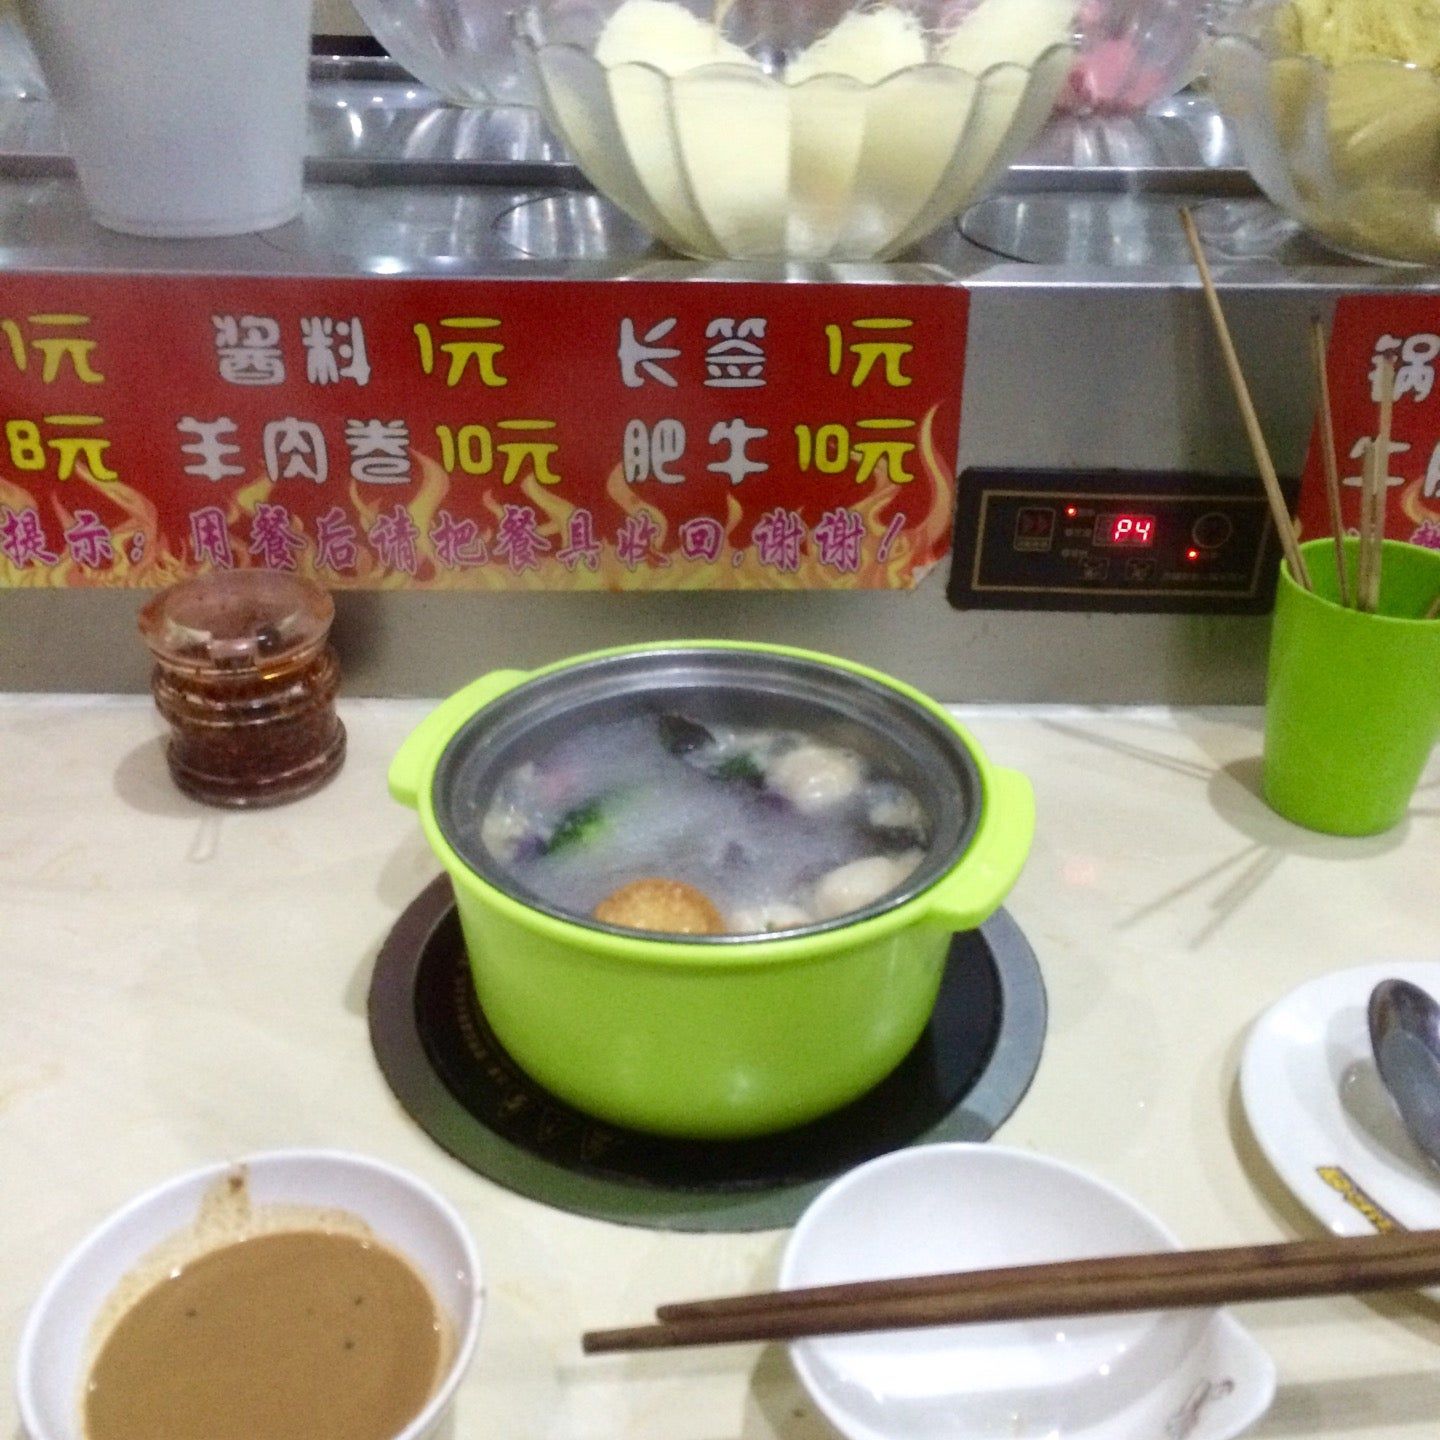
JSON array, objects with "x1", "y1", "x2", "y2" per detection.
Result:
[
  {"x1": 0, "y1": 56, "x2": 1256, "y2": 192},
  {"x1": 3, "y1": 62, "x2": 1435, "y2": 295}
]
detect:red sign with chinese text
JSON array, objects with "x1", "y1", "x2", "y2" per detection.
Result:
[
  {"x1": 1300, "y1": 296, "x2": 1440, "y2": 552},
  {"x1": 0, "y1": 276, "x2": 968, "y2": 591}
]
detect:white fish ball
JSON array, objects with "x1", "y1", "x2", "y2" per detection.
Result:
[
  {"x1": 867, "y1": 784, "x2": 925, "y2": 832},
  {"x1": 813, "y1": 849, "x2": 924, "y2": 921},
  {"x1": 769, "y1": 743, "x2": 864, "y2": 814},
  {"x1": 728, "y1": 901, "x2": 815, "y2": 935}
]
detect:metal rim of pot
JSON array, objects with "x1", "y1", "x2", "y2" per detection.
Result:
[{"x1": 428, "y1": 645, "x2": 984, "y2": 946}]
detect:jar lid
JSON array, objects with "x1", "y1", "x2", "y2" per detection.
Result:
[{"x1": 138, "y1": 572, "x2": 335, "y2": 670}]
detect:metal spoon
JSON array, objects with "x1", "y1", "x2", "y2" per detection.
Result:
[{"x1": 1368, "y1": 980, "x2": 1440, "y2": 1168}]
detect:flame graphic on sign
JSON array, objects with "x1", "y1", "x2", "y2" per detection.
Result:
[
  {"x1": 0, "y1": 471, "x2": 191, "y2": 589},
  {"x1": 0, "y1": 405, "x2": 954, "y2": 590},
  {"x1": 1401, "y1": 476, "x2": 1440, "y2": 534}
]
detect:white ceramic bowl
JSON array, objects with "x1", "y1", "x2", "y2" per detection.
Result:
[
  {"x1": 780, "y1": 1145, "x2": 1275, "y2": 1440},
  {"x1": 16, "y1": 1150, "x2": 484, "y2": 1440}
]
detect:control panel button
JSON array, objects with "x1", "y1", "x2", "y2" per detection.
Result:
[
  {"x1": 1013, "y1": 506, "x2": 1056, "y2": 553},
  {"x1": 1125, "y1": 558, "x2": 1158, "y2": 583},
  {"x1": 1192, "y1": 511, "x2": 1234, "y2": 549},
  {"x1": 1080, "y1": 556, "x2": 1111, "y2": 582}
]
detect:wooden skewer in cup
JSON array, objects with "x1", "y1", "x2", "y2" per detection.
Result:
[
  {"x1": 1310, "y1": 319, "x2": 1350, "y2": 607},
  {"x1": 1356, "y1": 431, "x2": 1378, "y2": 610},
  {"x1": 1358, "y1": 360, "x2": 1395, "y2": 614},
  {"x1": 1179, "y1": 208, "x2": 1311, "y2": 591}
]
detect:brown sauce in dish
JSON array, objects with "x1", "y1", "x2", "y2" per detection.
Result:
[{"x1": 85, "y1": 1230, "x2": 445, "y2": 1440}]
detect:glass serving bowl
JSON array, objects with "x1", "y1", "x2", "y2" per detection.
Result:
[
  {"x1": 349, "y1": 0, "x2": 525, "y2": 105},
  {"x1": 1059, "y1": 0, "x2": 1203, "y2": 114},
  {"x1": 1208, "y1": 0, "x2": 1440, "y2": 265},
  {"x1": 0, "y1": 0, "x2": 46, "y2": 99},
  {"x1": 513, "y1": 0, "x2": 1075, "y2": 261}
]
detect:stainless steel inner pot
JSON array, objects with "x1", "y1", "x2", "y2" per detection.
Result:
[{"x1": 431, "y1": 648, "x2": 983, "y2": 943}]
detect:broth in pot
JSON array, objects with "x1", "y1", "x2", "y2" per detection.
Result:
[{"x1": 476, "y1": 708, "x2": 931, "y2": 936}]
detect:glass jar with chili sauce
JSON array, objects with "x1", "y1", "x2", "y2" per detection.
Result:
[{"x1": 138, "y1": 572, "x2": 346, "y2": 807}]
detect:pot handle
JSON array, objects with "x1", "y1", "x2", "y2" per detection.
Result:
[
  {"x1": 388, "y1": 670, "x2": 531, "y2": 810},
  {"x1": 923, "y1": 766, "x2": 1035, "y2": 933}
]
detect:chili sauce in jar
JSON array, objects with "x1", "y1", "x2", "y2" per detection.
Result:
[{"x1": 138, "y1": 572, "x2": 346, "y2": 807}]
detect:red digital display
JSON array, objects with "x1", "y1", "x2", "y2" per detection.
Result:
[{"x1": 1094, "y1": 513, "x2": 1156, "y2": 547}]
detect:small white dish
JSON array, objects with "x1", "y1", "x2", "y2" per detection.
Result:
[
  {"x1": 1241, "y1": 961, "x2": 1440, "y2": 1242},
  {"x1": 16, "y1": 1149, "x2": 483, "y2": 1440},
  {"x1": 779, "y1": 1144, "x2": 1274, "y2": 1440}
]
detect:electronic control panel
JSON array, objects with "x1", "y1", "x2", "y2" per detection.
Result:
[{"x1": 948, "y1": 469, "x2": 1302, "y2": 614}]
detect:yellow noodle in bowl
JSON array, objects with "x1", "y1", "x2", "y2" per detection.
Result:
[{"x1": 1210, "y1": 0, "x2": 1440, "y2": 264}]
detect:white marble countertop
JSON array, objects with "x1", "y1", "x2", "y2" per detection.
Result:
[{"x1": 3, "y1": 696, "x2": 1438, "y2": 1440}]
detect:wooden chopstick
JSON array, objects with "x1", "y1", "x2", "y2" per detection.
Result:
[
  {"x1": 1179, "y1": 207, "x2": 1311, "y2": 591},
  {"x1": 657, "y1": 1226, "x2": 1440, "y2": 1322},
  {"x1": 584, "y1": 1228, "x2": 1440, "y2": 1354},
  {"x1": 1426, "y1": 594, "x2": 1440, "y2": 621},
  {"x1": 1310, "y1": 319, "x2": 1350, "y2": 607},
  {"x1": 1360, "y1": 360, "x2": 1395, "y2": 613}
]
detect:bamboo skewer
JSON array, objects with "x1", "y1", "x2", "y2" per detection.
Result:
[
  {"x1": 584, "y1": 1229, "x2": 1440, "y2": 1355},
  {"x1": 1358, "y1": 360, "x2": 1395, "y2": 614},
  {"x1": 1179, "y1": 208, "x2": 1311, "y2": 591},
  {"x1": 1356, "y1": 438, "x2": 1378, "y2": 610},
  {"x1": 1426, "y1": 595, "x2": 1440, "y2": 621},
  {"x1": 1310, "y1": 319, "x2": 1350, "y2": 607},
  {"x1": 1368, "y1": 359, "x2": 1395, "y2": 612}
]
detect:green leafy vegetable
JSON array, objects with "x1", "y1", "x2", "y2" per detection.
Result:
[
  {"x1": 714, "y1": 754, "x2": 765, "y2": 787},
  {"x1": 544, "y1": 800, "x2": 605, "y2": 854}
]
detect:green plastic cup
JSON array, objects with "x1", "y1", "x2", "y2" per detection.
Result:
[{"x1": 1263, "y1": 538, "x2": 1440, "y2": 836}]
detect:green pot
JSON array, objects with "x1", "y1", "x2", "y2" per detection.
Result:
[{"x1": 390, "y1": 642, "x2": 1035, "y2": 1139}]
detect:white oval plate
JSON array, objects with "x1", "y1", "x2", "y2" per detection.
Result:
[{"x1": 1240, "y1": 962, "x2": 1440, "y2": 1243}]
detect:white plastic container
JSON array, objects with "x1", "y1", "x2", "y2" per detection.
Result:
[{"x1": 18, "y1": 0, "x2": 310, "y2": 236}]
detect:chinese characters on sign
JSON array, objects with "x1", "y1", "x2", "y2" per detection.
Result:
[
  {"x1": 1300, "y1": 298, "x2": 1440, "y2": 553},
  {"x1": 0, "y1": 278, "x2": 969, "y2": 588}
]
